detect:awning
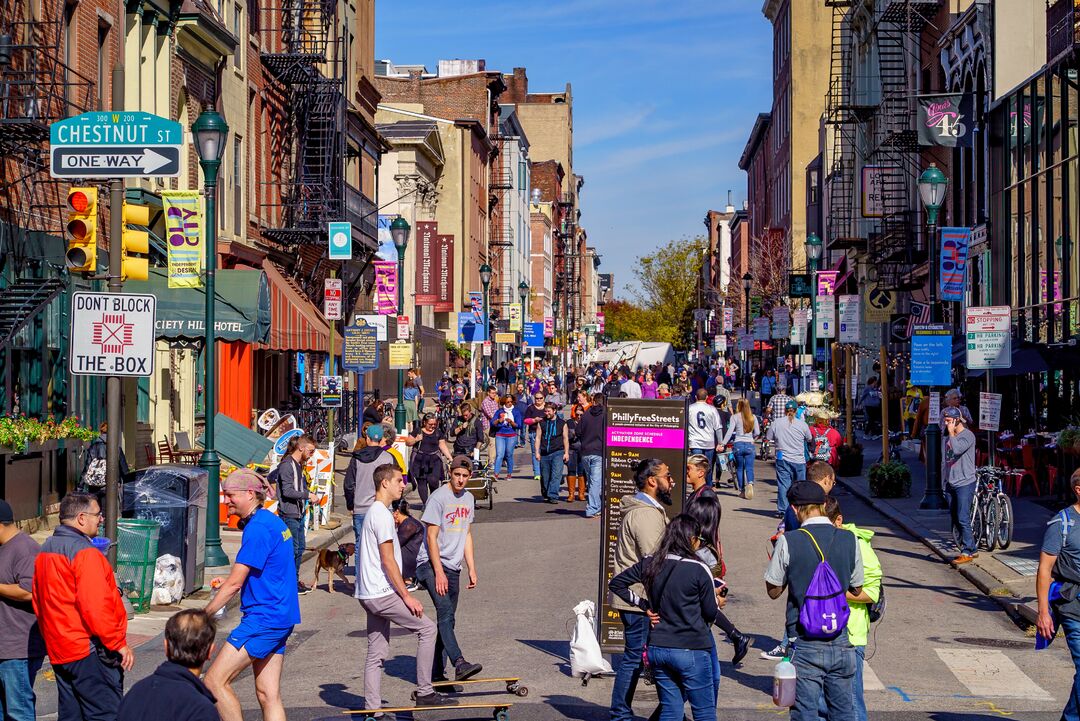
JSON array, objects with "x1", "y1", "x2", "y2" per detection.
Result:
[
  {"x1": 258, "y1": 261, "x2": 332, "y2": 352},
  {"x1": 197, "y1": 413, "x2": 274, "y2": 468},
  {"x1": 126, "y1": 268, "x2": 271, "y2": 343}
]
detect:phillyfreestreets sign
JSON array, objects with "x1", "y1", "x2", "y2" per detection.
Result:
[
  {"x1": 50, "y1": 112, "x2": 183, "y2": 178},
  {"x1": 70, "y1": 292, "x2": 156, "y2": 376}
]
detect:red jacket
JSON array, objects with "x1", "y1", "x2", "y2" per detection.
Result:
[{"x1": 32, "y1": 525, "x2": 127, "y2": 664}]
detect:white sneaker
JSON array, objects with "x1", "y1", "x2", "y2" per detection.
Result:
[
  {"x1": 760, "y1": 642, "x2": 790, "y2": 661},
  {"x1": 744, "y1": 483, "x2": 754, "y2": 500}
]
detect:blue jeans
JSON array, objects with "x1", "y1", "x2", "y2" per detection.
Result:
[
  {"x1": 493, "y1": 435, "x2": 516, "y2": 477},
  {"x1": 582, "y1": 454, "x2": 603, "y2": 517},
  {"x1": 0, "y1": 656, "x2": 44, "y2": 721},
  {"x1": 352, "y1": 513, "x2": 365, "y2": 546},
  {"x1": 1062, "y1": 616, "x2": 1080, "y2": 721},
  {"x1": 947, "y1": 482, "x2": 977, "y2": 556},
  {"x1": 540, "y1": 451, "x2": 564, "y2": 501},
  {"x1": 528, "y1": 433, "x2": 540, "y2": 477},
  {"x1": 610, "y1": 611, "x2": 649, "y2": 721},
  {"x1": 733, "y1": 441, "x2": 755, "y2": 491},
  {"x1": 415, "y1": 563, "x2": 463, "y2": 679},
  {"x1": 282, "y1": 516, "x2": 305, "y2": 578},
  {"x1": 774, "y1": 460, "x2": 806, "y2": 514},
  {"x1": 647, "y1": 646, "x2": 716, "y2": 721},
  {"x1": 689, "y1": 448, "x2": 715, "y2": 486},
  {"x1": 791, "y1": 639, "x2": 856, "y2": 721},
  {"x1": 853, "y1": 644, "x2": 866, "y2": 721}
]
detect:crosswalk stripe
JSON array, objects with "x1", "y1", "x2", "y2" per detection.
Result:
[
  {"x1": 934, "y1": 648, "x2": 1052, "y2": 700},
  {"x1": 862, "y1": 660, "x2": 885, "y2": 692}
]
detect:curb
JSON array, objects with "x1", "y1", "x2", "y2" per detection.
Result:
[{"x1": 835, "y1": 475, "x2": 1037, "y2": 627}]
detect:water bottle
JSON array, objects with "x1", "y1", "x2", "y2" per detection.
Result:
[
  {"x1": 772, "y1": 656, "x2": 797, "y2": 707},
  {"x1": 209, "y1": 578, "x2": 227, "y2": 620}
]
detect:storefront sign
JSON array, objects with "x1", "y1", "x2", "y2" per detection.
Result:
[
  {"x1": 524, "y1": 322, "x2": 545, "y2": 348},
  {"x1": 753, "y1": 316, "x2": 770, "y2": 341},
  {"x1": 863, "y1": 283, "x2": 895, "y2": 323},
  {"x1": 965, "y1": 305, "x2": 1012, "y2": 369},
  {"x1": 509, "y1": 305, "x2": 522, "y2": 332},
  {"x1": 323, "y1": 278, "x2": 342, "y2": 320},
  {"x1": 396, "y1": 315, "x2": 410, "y2": 340},
  {"x1": 319, "y1": 375, "x2": 342, "y2": 407},
  {"x1": 598, "y1": 399, "x2": 686, "y2": 653},
  {"x1": 494, "y1": 332, "x2": 516, "y2": 344},
  {"x1": 543, "y1": 317, "x2": 554, "y2": 338},
  {"x1": 979, "y1": 392, "x2": 1002, "y2": 432},
  {"x1": 917, "y1": 93, "x2": 974, "y2": 147},
  {"x1": 861, "y1": 165, "x2": 891, "y2": 218},
  {"x1": 722, "y1": 306, "x2": 734, "y2": 331},
  {"x1": 355, "y1": 314, "x2": 388, "y2": 342},
  {"x1": 328, "y1": 221, "x2": 351, "y2": 260},
  {"x1": 838, "y1": 294, "x2": 860, "y2": 343},
  {"x1": 772, "y1": 307, "x2": 790, "y2": 340},
  {"x1": 939, "y1": 227, "x2": 971, "y2": 302},
  {"x1": 817, "y1": 271, "x2": 839, "y2": 297},
  {"x1": 435, "y1": 234, "x2": 454, "y2": 312},
  {"x1": 373, "y1": 261, "x2": 398, "y2": 315},
  {"x1": 342, "y1": 322, "x2": 378, "y2": 372},
  {"x1": 910, "y1": 324, "x2": 952, "y2": 386},
  {"x1": 414, "y1": 221, "x2": 438, "y2": 306},
  {"x1": 815, "y1": 295, "x2": 835, "y2": 338},
  {"x1": 163, "y1": 191, "x2": 202, "y2": 289},
  {"x1": 388, "y1": 341, "x2": 413, "y2": 369}
]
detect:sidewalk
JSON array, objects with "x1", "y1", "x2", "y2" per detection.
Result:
[{"x1": 836, "y1": 436, "x2": 1054, "y2": 626}]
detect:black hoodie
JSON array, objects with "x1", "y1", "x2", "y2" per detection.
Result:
[
  {"x1": 343, "y1": 445, "x2": 398, "y2": 514},
  {"x1": 577, "y1": 404, "x2": 606, "y2": 456},
  {"x1": 117, "y1": 661, "x2": 219, "y2": 721}
]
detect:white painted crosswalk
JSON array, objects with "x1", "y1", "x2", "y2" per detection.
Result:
[{"x1": 859, "y1": 647, "x2": 1054, "y2": 701}]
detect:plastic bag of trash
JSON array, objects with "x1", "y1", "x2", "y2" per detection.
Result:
[
  {"x1": 569, "y1": 600, "x2": 613, "y2": 678},
  {"x1": 150, "y1": 554, "x2": 184, "y2": 606}
]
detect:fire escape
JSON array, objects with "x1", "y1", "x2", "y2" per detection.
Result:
[
  {"x1": 488, "y1": 134, "x2": 514, "y2": 321},
  {"x1": 259, "y1": 0, "x2": 347, "y2": 299},
  {"x1": 0, "y1": 4, "x2": 95, "y2": 349},
  {"x1": 557, "y1": 191, "x2": 580, "y2": 345}
]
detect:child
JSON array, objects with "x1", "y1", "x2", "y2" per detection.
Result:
[{"x1": 393, "y1": 498, "x2": 424, "y2": 592}]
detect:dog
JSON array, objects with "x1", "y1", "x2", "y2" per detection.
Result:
[{"x1": 312, "y1": 543, "x2": 355, "y2": 594}]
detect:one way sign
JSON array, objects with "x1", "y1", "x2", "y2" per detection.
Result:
[{"x1": 51, "y1": 146, "x2": 180, "y2": 178}]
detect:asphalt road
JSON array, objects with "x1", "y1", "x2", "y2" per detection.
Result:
[{"x1": 34, "y1": 448, "x2": 1077, "y2": 720}]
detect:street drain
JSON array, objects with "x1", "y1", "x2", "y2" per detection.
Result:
[{"x1": 952, "y1": 637, "x2": 1030, "y2": 649}]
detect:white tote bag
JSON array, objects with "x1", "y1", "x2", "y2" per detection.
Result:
[{"x1": 569, "y1": 600, "x2": 613, "y2": 678}]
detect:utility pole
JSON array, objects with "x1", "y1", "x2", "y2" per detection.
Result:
[{"x1": 104, "y1": 61, "x2": 124, "y2": 567}]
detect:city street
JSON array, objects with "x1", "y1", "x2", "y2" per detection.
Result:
[{"x1": 33, "y1": 448, "x2": 1074, "y2": 720}]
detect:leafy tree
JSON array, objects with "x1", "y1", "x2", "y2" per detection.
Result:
[{"x1": 604, "y1": 300, "x2": 654, "y2": 342}]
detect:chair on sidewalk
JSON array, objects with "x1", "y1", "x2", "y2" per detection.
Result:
[
  {"x1": 157, "y1": 439, "x2": 176, "y2": 464},
  {"x1": 144, "y1": 444, "x2": 156, "y2": 467},
  {"x1": 1005, "y1": 445, "x2": 1046, "y2": 497}
]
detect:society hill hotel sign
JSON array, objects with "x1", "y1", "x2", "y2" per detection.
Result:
[{"x1": 414, "y1": 221, "x2": 455, "y2": 312}]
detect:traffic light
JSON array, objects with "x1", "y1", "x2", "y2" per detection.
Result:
[
  {"x1": 65, "y1": 187, "x2": 98, "y2": 273},
  {"x1": 121, "y1": 202, "x2": 150, "y2": 281}
]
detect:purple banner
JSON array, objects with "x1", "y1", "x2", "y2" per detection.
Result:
[
  {"x1": 939, "y1": 227, "x2": 971, "y2": 302},
  {"x1": 374, "y1": 260, "x2": 398, "y2": 315}
]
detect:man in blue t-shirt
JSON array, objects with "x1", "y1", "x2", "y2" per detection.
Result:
[{"x1": 204, "y1": 468, "x2": 301, "y2": 721}]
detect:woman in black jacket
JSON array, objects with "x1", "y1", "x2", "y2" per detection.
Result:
[{"x1": 609, "y1": 514, "x2": 721, "y2": 721}]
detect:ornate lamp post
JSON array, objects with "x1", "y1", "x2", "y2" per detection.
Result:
[
  {"x1": 805, "y1": 232, "x2": 823, "y2": 375},
  {"x1": 742, "y1": 272, "x2": 752, "y2": 395},
  {"x1": 479, "y1": 263, "x2": 492, "y2": 384},
  {"x1": 390, "y1": 217, "x2": 410, "y2": 433}
]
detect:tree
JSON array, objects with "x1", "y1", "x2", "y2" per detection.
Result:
[
  {"x1": 604, "y1": 300, "x2": 654, "y2": 342},
  {"x1": 628, "y1": 237, "x2": 706, "y2": 348}
]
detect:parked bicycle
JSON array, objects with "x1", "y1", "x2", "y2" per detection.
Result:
[
  {"x1": 952, "y1": 466, "x2": 1014, "y2": 552},
  {"x1": 875, "y1": 431, "x2": 906, "y2": 464}
]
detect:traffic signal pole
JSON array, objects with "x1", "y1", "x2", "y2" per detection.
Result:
[{"x1": 104, "y1": 66, "x2": 124, "y2": 567}]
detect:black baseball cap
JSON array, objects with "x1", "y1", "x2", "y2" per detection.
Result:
[
  {"x1": 0, "y1": 500, "x2": 13, "y2": 524},
  {"x1": 788, "y1": 481, "x2": 827, "y2": 506},
  {"x1": 449, "y1": 455, "x2": 473, "y2": 472}
]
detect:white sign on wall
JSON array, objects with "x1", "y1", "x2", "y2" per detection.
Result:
[
  {"x1": 815, "y1": 295, "x2": 836, "y2": 338},
  {"x1": 70, "y1": 292, "x2": 157, "y2": 376},
  {"x1": 838, "y1": 294, "x2": 861, "y2": 343}
]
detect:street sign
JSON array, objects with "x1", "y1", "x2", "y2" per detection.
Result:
[
  {"x1": 772, "y1": 307, "x2": 790, "y2": 340},
  {"x1": 753, "y1": 316, "x2": 770, "y2": 341},
  {"x1": 524, "y1": 322, "x2": 545, "y2": 348},
  {"x1": 328, "y1": 221, "x2": 351, "y2": 260},
  {"x1": 482, "y1": 341, "x2": 492, "y2": 357},
  {"x1": 788, "y1": 273, "x2": 812, "y2": 299},
  {"x1": 457, "y1": 312, "x2": 485, "y2": 343},
  {"x1": 70, "y1": 292, "x2": 156, "y2": 376},
  {"x1": 693, "y1": 308, "x2": 709, "y2": 322},
  {"x1": 815, "y1": 295, "x2": 836, "y2": 338},
  {"x1": 50, "y1": 111, "x2": 183, "y2": 178},
  {"x1": 396, "y1": 315, "x2": 410, "y2": 340},
  {"x1": 342, "y1": 323, "x2": 378, "y2": 372},
  {"x1": 838, "y1": 294, "x2": 861, "y2": 343},
  {"x1": 749, "y1": 296, "x2": 762, "y2": 317},
  {"x1": 965, "y1": 305, "x2": 1012, "y2": 369},
  {"x1": 324, "y1": 278, "x2": 342, "y2": 320},
  {"x1": 910, "y1": 324, "x2": 952, "y2": 386}
]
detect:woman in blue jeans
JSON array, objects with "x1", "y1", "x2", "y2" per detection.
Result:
[
  {"x1": 721, "y1": 399, "x2": 760, "y2": 500},
  {"x1": 609, "y1": 514, "x2": 721, "y2": 721},
  {"x1": 491, "y1": 395, "x2": 522, "y2": 481}
]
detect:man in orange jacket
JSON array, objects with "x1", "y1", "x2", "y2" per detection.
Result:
[{"x1": 32, "y1": 492, "x2": 133, "y2": 721}]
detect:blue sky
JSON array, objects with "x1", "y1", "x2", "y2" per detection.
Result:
[{"x1": 375, "y1": 0, "x2": 773, "y2": 297}]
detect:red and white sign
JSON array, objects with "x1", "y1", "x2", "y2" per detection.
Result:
[
  {"x1": 597, "y1": 312, "x2": 605, "y2": 334},
  {"x1": 70, "y1": 292, "x2": 156, "y2": 376},
  {"x1": 482, "y1": 341, "x2": 492, "y2": 357},
  {"x1": 965, "y1": 305, "x2": 1011, "y2": 369},
  {"x1": 396, "y1": 315, "x2": 410, "y2": 340},
  {"x1": 324, "y1": 278, "x2": 342, "y2": 320}
]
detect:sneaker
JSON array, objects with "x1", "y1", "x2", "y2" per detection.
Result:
[
  {"x1": 533, "y1": 475, "x2": 541, "y2": 482},
  {"x1": 760, "y1": 642, "x2": 790, "y2": 661},
  {"x1": 297, "y1": 582, "x2": 313, "y2": 595},
  {"x1": 405, "y1": 580, "x2": 422, "y2": 592},
  {"x1": 952, "y1": 554, "x2": 976, "y2": 565},
  {"x1": 744, "y1": 483, "x2": 754, "y2": 500},
  {"x1": 414, "y1": 691, "x2": 457, "y2": 707},
  {"x1": 544, "y1": 498, "x2": 558, "y2": 504},
  {"x1": 454, "y1": 659, "x2": 483, "y2": 681}
]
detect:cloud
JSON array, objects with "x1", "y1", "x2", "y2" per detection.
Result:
[
  {"x1": 576, "y1": 105, "x2": 656, "y2": 147},
  {"x1": 584, "y1": 128, "x2": 749, "y2": 174}
]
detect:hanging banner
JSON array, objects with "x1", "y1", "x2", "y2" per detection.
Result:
[
  {"x1": 863, "y1": 283, "x2": 895, "y2": 323},
  {"x1": 722, "y1": 306, "x2": 734, "y2": 332},
  {"x1": 414, "y1": 221, "x2": 438, "y2": 306},
  {"x1": 163, "y1": 190, "x2": 203, "y2": 289},
  {"x1": 749, "y1": 296, "x2": 763, "y2": 317},
  {"x1": 373, "y1": 261, "x2": 398, "y2": 315},
  {"x1": 435, "y1": 234, "x2": 455, "y2": 312},
  {"x1": 939, "y1": 227, "x2": 971, "y2": 302},
  {"x1": 509, "y1": 304, "x2": 522, "y2": 331},
  {"x1": 457, "y1": 312, "x2": 485, "y2": 343},
  {"x1": 469, "y1": 291, "x2": 483, "y2": 322},
  {"x1": 917, "y1": 93, "x2": 975, "y2": 147},
  {"x1": 816, "y1": 270, "x2": 839, "y2": 296},
  {"x1": 838, "y1": 294, "x2": 860, "y2": 343},
  {"x1": 772, "y1": 307, "x2": 790, "y2": 340},
  {"x1": 543, "y1": 316, "x2": 554, "y2": 338},
  {"x1": 815, "y1": 295, "x2": 836, "y2": 338},
  {"x1": 597, "y1": 312, "x2": 605, "y2": 334}
]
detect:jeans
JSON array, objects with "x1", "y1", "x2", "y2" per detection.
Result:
[
  {"x1": 647, "y1": 646, "x2": 716, "y2": 721},
  {"x1": 0, "y1": 656, "x2": 44, "y2": 721},
  {"x1": 54, "y1": 651, "x2": 123, "y2": 721},
  {"x1": 352, "y1": 513, "x2": 365, "y2": 546},
  {"x1": 415, "y1": 563, "x2": 463, "y2": 679},
  {"x1": 947, "y1": 482, "x2": 977, "y2": 556},
  {"x1": 493, "y1": 435, "x2": 516, "y2": 477},
  {"x1": 540, "y1": 451, "x2": 565, "y2": 501},
  {"x1": 790, "y1": 639, "x2": 856, "y2": 721},
  {"x1": 689, "y1": 448, "x2": 715, "y2": 486},
  {"x1": 282, "y1": 516, "x2": 305, "y2": 578},
  {"x1": 609, "y1": 611, "x2": 649, "y2": 721},
  {"x1": 582, "y1": 454, "x2": 603, "y2": 517},
  {"x1": 774, "y1": 460, "x2": 807, "y2": 514},
  {"x1": 1061, "y1": 616, "x2": 1080, "y2": 721},
  {"x1": 733, "y1": 441, "x2": 755, "y2": 491},
  {"x1": 853, "y1": 644, "x2": 866, "y2": 721},
  {"x1": 528, "y1": 433, "x2": 540, "y2": 477}
]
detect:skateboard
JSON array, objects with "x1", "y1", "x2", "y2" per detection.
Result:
[
  {"x1": 346, "y1": 702, "x2": 512, "y2": 720},
  {"x1": 433, "y1": 676, "x2": 528, "y2": 697}
]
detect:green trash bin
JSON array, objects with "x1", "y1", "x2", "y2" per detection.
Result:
[{"x1": 115, "y1": 519, "x2": 160, "y2": 613}]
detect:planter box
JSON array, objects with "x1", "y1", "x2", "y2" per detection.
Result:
[
  {"x1": 837, "y1": 451, "x2": 864, "y2": 477},
  {"x1": 0, "y1": 439, "x2": 89, "y2": 522}
]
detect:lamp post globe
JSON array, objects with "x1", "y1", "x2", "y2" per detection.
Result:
[
  {"x1": 391, "y1": 217, "x2": 410, "y2": 433},
  {"x1": 918, "y1": 163, "x2": 948, "y2": 225}
]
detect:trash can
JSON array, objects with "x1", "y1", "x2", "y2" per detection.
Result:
[
  {"x1": 122, "y1": 464, "x2": 208, "y2": 596},
  {"x1": 115, "y1": 519, "x2": 160, "y2": 613}
]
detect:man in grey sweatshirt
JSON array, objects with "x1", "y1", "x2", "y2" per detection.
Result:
[
  {"x1": 343, "y1": 424, "x2": 398, "y2": 546},
  {"x1": 943, "y1": 406, "x2": 978, "y2": 564},
  {"x1": 766, "y1": 400, "x2": 813, "y2": 519}
]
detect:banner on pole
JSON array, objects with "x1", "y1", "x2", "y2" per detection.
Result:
[
  {"x1": 918, "y1": 94, "x2": 975, "y2": 147},
  {"x1": 939, "y1": 227, "x2": 971, "y2": 302},
  {"x1": 722, "y1": 306, "x2": 734, "y2": 332},
  {"x1": 509, "y1": 305, "x2": 522, "y2": 331},
  {"x1": 373, "y1": 261, "x2": 398, "y2": 315},
  {"x1": 163, "y1": 190, "x2": 202, "y2": 288},
  {"x1": 543, "y1": 317, "x2": 554, "y2": 338},
  {"x1": 414, "y1": 221, "x2": 438, "y2": 306}
]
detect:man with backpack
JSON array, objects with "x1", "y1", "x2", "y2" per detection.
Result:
[
  {"x1": 767, "y1": 400, "x2": 813, "y2": 519},
  {"x1": 273, "y1": 434, "x2": 317, "y2": 595},
  {"x1": 764, "y1": 481, "x2": 863, "y2": 721}
]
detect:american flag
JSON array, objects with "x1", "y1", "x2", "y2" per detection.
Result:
[{"x1": 907, "y1": 301, "x2": 931, "y2": 337}]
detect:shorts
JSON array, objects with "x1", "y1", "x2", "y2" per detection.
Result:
[{"x1": 226, "y1": 619, "x2": 294, "y2": 659}]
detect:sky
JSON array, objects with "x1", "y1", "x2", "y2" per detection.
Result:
[{"x1": 374, "y1": 0, "x2": 773, "y2": 298}]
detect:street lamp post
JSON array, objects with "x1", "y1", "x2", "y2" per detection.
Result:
[
  {"x1": 390, "y1": 217, "x2": 410, "y2": 433},
  {"x1": 518, "y1": 280, "x2": 529, "y2": 366},
  {"x1": 480, "y1": 263, "x2": 492, "y2": 387},
  {"x1": 552, "y1": 295, "x2": 560, "y2": 376},
  {"x1": 742, "y1": 272, "x2": 752, "y2": 395},
  {"x1": 192, "y1": 109, "x2": 230, "y2": 569},
  {"x1": 805, "y1": 233, "x2": 823, "y2": 383},
  {"x1": 918, "y1": 163, "x2": 949, "y2": 511}
]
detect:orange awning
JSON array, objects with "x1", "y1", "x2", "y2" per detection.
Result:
[{"x1": 258, "y1": 261, "x2": 333, "y2": 353}]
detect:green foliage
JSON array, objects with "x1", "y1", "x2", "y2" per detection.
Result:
[
  {"x1": 0, "y1": 416, "x2": 96, "y2": 453},
  {"x1": 1058, "y1": 426, "x2": 1080, "y2": 453},
  {"x1": 868, "y1": 460, "x2": 912, "y2": 498},
  {"x1": 445, "y1": 340, "x2": 471, "y2": 363}
]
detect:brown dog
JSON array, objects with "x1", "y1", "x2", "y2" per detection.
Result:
[{"x1": 311, "y1": 543, "x2": 355, "y2": 594}]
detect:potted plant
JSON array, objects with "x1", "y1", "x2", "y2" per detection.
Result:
[
  {"x1": 868, "y1": 460, "x2": 912, "y2": 498},
  {"x1": 1058, "y1": 426, "x2": 1080, "y2": 455},
  {"x1": 837, "y1": 441, "x2": 864, "y2": 477},
  {"x1": 0, "y1": 415, "x2": 96, "y2": 454}
]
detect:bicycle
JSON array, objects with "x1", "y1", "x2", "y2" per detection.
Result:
[
  {"x1": 951, "y1": 466, "x2": 1014, "y2": 552},
  {"x1": 875, "y1": 431, "x2": 905, "y2": 464}
]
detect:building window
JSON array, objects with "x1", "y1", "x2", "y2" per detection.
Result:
[
  {"x1": 97, "y1": 22, "x2": 109, "y2": 110},
  {"x1": 234, "y1": 136, "x2": 242, "y2": 233},
  {"x1": 232, "y1": 3, "x2": 242, "y2": 68},
  {"x1": 219, "y1": 140, "x2": 226, "y2": 231}
]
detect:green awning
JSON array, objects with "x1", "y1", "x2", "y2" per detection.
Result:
[
  {"x1": 126, "y1": 268, "x2": 271, "y2": 343},
  {"x1": 197, "y1": 413, "x2": 275, "y2": 468}
]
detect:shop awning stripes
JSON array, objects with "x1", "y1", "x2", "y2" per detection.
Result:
[{"x1": 258, "y1": 261, "x2": 332, "y2": 353}]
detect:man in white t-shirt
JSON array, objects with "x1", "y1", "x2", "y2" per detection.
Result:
[
  {"x1": 356, "y1": 464, "x2": 454, "y2": 710},
  {"x1": 415, "y1": 456, "x2": 481, "y2": 684},
  {"x1": 620, "y1": 369, "x2": 642, "y2": 399},
  {"x1": 687, "y1": 388, "x2": 724, "y2": 486}
]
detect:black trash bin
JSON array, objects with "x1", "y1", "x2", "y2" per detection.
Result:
[{"x1": 122, "y1": 464, "x2": 208, "y2": 596}]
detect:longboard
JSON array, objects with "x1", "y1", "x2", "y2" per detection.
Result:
[
  {"x1": 433, "y1": 677, "x2": 528, "y2": 697},
  {"x1": 345, "y1": 702, "x2": 512, "y2": 720}
]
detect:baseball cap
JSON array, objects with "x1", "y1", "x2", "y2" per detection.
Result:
[
  {"x1": 365, "y1": 424, "x2": 385, "y2": 441},
  {"x1": 785, "y1": 399, "x2": 798, "y2": 412},
  {"x1": 942, "y1": 407, "x2": 962, "y2": 420},
  {"x1": 788, "y1": 481, "x2": 827, "y2": 506},
  {"x1": 0, "y1": 499, "x2": 13, "y2": 524},
  {"x1": 221, "y1": 468, "x2": 274, "y2": 498},
  {"x1": 449, "y1": 455, "x2": 472, "y2": 471}
]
